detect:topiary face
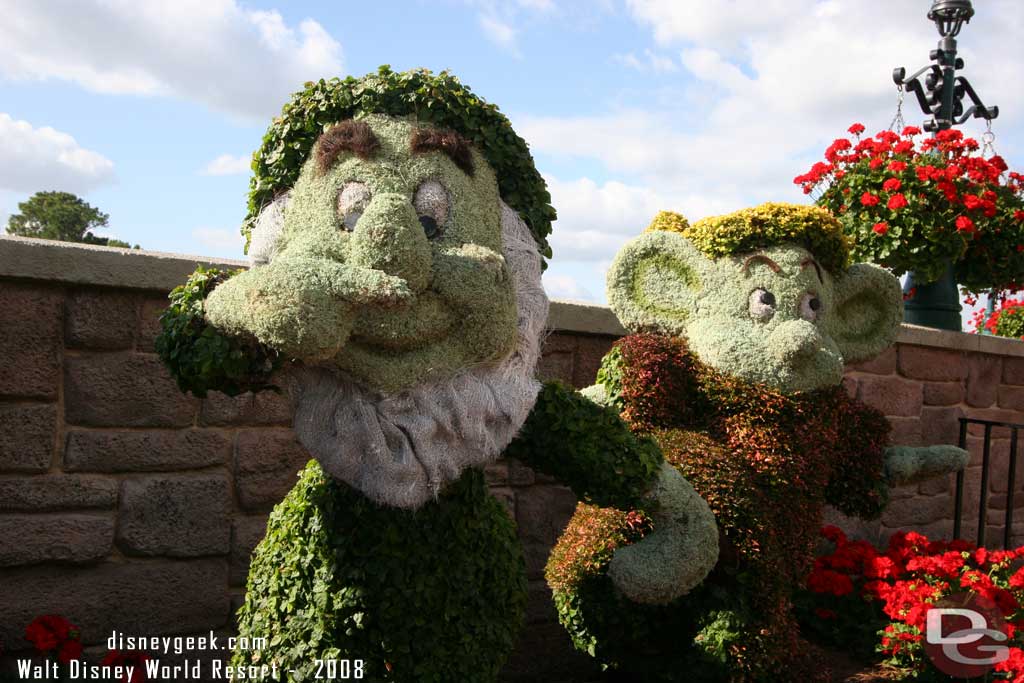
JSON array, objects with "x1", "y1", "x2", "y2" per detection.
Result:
[
  {"x1": 205, "y1": 114, "x2": 518, "y2": 394},
  {"x1": 608, "y1": 204, "x2": 903, "y2": 394}
]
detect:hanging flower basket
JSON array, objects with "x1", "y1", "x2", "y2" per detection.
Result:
[{"x1": 795, "y1": 125, "x2": 1024, "y2": 328}]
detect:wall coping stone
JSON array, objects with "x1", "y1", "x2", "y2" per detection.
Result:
[{"x1": 3, "y1": 234, "x2": 1022, "y2": 356}]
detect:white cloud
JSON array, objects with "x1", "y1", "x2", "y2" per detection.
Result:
[
  {"x1": 0, "y1": 0, "x2": 343, "y2": 121},
  {"x1": 479, "y1": 15, "x2": 519, "y2": 53},
  {"x1": 612, "y1": 49, "x2": 677, "y2": 73},
  {"x1": 192, "y1": 226, "x2": 244, "y2": 255},
  {"x1": 0, "y1": 113, "x2": 115, "y2": 194},
  {"x1": 200, "y1": 154, "x2": 251, "y2": 176},
  {"x1": 543, "y1": 272, "x2": 595, "y2": 302}
]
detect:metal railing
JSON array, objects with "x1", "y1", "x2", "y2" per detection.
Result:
[{"x1": 953, "y1": 417, "x2": 1023, "y2": 548}]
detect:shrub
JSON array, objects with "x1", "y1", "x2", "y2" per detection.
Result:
[
  {"x1": 971, "y1": 295, "x2": 1024, "y2": 340},
  {"x1": 155, "y1": 266, "x2": 282, "y2": 397}
]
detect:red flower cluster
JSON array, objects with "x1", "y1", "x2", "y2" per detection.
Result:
[
  {"x1": 972, "y1": 295, "x2": 1024, "y2": 339},
  {"x1": 24, "y1": 615, "x2": 82, "y2": 664},
  {"x1": 795, "y1": 124, "x2": 1024, "y2": 291},
  {"x1": 804, "y1": 527, "x2": 1024, "y2": 676}
]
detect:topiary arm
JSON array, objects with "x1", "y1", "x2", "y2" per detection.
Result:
[
  {"x1": 884, "y1": 445, "x2": 969, "y2": 487},
  {"x1": 507, "y1": 382, "x2": 718, "y2": 605},
  {"x1": 155, "y1": 267, "x2": 283, "y2": 398},
  {"x1": 504, "y1": 381, "x2": 662, "y2": 510}
]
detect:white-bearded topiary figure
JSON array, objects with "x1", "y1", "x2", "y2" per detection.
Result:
[
  {"x1": 547, "y1": 203, "x2": 970, "y2": 681},
  {"x1": 156, "y1": 67, "x2": 718, "y2": 682}
]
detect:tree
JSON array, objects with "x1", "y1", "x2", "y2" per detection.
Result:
[{"x1": 5, "y1": 191, "x2": 139, "y2": 248}]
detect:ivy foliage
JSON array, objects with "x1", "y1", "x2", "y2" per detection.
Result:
[
  {"x1": 231, "y1": 460, "x2": 526, "y2": 683},
  {"x1": 244, "y1": 65, "x2": 556, "y2": 262},
  {"x1": 503, "y1": 381, "x2": 663, "y2": 511},
  {"x1": 155, "y1": 266, "x2": 282, "y2": 397},
  {"x1": 683, "y1": 202, "x2": 851, "y2": 274}
]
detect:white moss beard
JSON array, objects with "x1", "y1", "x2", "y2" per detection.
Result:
[{"x1": 288, "y1": 202, "x2": 549, "y2": 509}]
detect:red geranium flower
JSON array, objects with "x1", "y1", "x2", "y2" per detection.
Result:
[
  {"x1": 887, "y1": 161, "x2": 907, "y2": 172},
  {"x1": 57, "y1": 638, "x2": 83, "y2": 664},
  {"x1": 848, "y1": 123, "x2": 865, "y2": 135},
  {"x1": 873, "y1": 222, "x2": 889, "y2": 235},
  {"x1": 887, "y1": 194, "x2": 908, "y2": 210},
  {"x1": 956, "y1": 215, "x2": 975, "y2": 233},
  {"x1": 861, "y1": 192, "x2": 880, "y2": 207},
  {"x1": 883, "y1": 178, "x2": 902, "y2": 192},
  {"x1": 24, "y1": 615, "x2": 76, "y2": 653}
]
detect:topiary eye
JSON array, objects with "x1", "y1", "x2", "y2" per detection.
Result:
[
  {"x1": 800, "y1": 292, "x2": 822, "y2": 322},
  {"x1": 336, "y1": 182, "x2": 371, "y2": 231},
  {"x1": 749, "y1": 288, "x2": 776, "y2": 321},
  {"x1": 414, "y1": 180, "x2": 449, "y2": 240}
]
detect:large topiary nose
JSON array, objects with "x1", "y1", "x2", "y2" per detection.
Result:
[
  {"x1": 769, "y1": 319, "x2": 821, "y2": 364},
  {"x1": 349, "y1": 192, "x2": 432, "y2": 293}
]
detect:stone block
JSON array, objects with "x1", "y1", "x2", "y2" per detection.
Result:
[
  {"x1": 882, "y1": 493, "x2": 952, "y2": 527},
  {"x1": 887, "y1": 417, "x2": 922, "y2": 446},
  {"x1": 0, "y1": 283, "x2": 62, "y2": 399},
  {"x1": 536, "y1": 351, "x2": 573, "y2": 385},
  {"x1": 923, "y1": 381, "x2": 964, "y2": 406},
  {"x1": 515, "y1": 485, "x2": 578, "y2": 580},
  {"x1": 848, "y1": 346, "x2": 897, "y2": 375},
  {"x1": 998, "y1": 385, "x2": 1024, "y2": 413},
  {"x1": 118, "y1": 474, "x2": 231, "y2": 557},
  {"x1": 898, "y1": 345, "x2": 965, "y2": 381},
  {"x1": 920, "y1": 406, "x2": 964, "y2": 446},
  {"x1": 525, "y1": 580, "x2": 558, "y2": 625},
  {"x1": 65, "y1": 289, "x2": 137, "y2": 350},
  {"x1": 540, "y1": 332, "x2": 578, "y2": 355},
  {"x1": 0, "y1": 403, "x2": 55, "y2": 472},
  {"x1": 966, "y1": 355, "x2": 1001, "y2": 408},
  {"x1": 138, "y1": 295, "x2": 170, "y2": 353},
  {"x1": 857, "y1": 375, "x2": 922, "y2": 417},
  {"x1": 65, "y1": 429, "x2": 231, "y2": 472},
  {"x1": 0, "y1": 559, "x2": 231, "y2": 647},
  {"x1": 230, "y1": 515, "x2": 268, "y2": 587},
  {"x1": 502, "y1": 620, "x2": 601, "y2": 683},
  {"x1": 235, "y1": 429, "x2": 310, "y2": 512},
  {"x1": 199, "y1": 375, "x2": 293, "y2": 427},
  {"x1": 64, "y1": 353, "x2": 197, "y2": 427},
  {"x1": 919, "y1": 473, "x2": 952, "y2": 496},
  {"x1": 0, "y1": 514, "x2": 113, "y2": 566},
  {"x1": 1004, "y1": 357, "x2": 1024, "y2": 386},
  {"x1": 573, "y1": 335, "x2": 616, "y2": 389},
  {"x1": 507, "y1": 458, "x2": 536, "y2": 487},
  {"x1": 0, "y1": 475, "x2": 116, "y2": 511},
  {"x1": 484, "y1": 460, "x2": 509, "y2": 486}
]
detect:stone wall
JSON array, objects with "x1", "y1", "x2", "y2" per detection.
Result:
[{"x1": 2, "y1": 235, "x2": 1024, "y2": 682}]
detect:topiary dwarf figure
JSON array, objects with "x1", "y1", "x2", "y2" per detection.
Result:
[
  {"x1": 155, "y1": 67, "x2": 719, "y2": 683},
  {"x1": 547, "y1": 203, "x2": 969, "y2": 681}
]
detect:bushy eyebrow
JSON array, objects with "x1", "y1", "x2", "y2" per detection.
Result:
[
  {"x1": 409, "y1": 127, "x2": 475, "y2": 176},
  {"x1": 315, "y1": 120, "x2": 381, "y2": 174},
  {"x1": 801, "y1": 257, "x2": 823, "y2": 283},
  {"x1": 742, "y1": 254, "x2": 782, "y2": 275}
]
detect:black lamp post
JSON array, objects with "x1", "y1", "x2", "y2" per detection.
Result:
[{"x1": 891, "y1": 0, "x2": 999, "y2": 331}]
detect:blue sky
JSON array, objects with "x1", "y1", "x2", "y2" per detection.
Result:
[{"x1": 2, "y1": 0, "x2": 1022, "y2": 315}]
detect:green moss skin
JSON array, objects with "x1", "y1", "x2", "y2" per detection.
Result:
[{"x1": 232, "y1": 461, "x2": 526, "y2": 683}]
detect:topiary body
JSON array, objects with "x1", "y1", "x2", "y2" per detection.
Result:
[
  {"x1": 233, "y1": 462, "x2": 525, "y2": 683},
  {"x1": 549, "y1": 203, "x2": 969, "y2": 681}
]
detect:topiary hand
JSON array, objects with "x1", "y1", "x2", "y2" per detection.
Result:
[
  {"x1": 884, "y1": 445, "x2": 970, "y2": 487},
  {"x1": 205, "y1": 253, "x2": 411, "y2": 362},
  {"x1": 607, "y1": 463, "x2": 719, "y2": 605}
]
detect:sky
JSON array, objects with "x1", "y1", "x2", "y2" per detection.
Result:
[{"x1": 1, "y1": 0, "x2": 1022, "y2": 320}]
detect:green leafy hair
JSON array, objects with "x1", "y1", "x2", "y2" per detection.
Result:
[{"x1": 243, "y1": 65, "x2": 556, "y2": 261}]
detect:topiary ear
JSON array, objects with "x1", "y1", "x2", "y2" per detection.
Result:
[
  {"x1": 826, "y1": 262, "x2": 903, "y2": 364},
  {"x1": 606, "y1": 231, "x2": 707, "y2": 336}
]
